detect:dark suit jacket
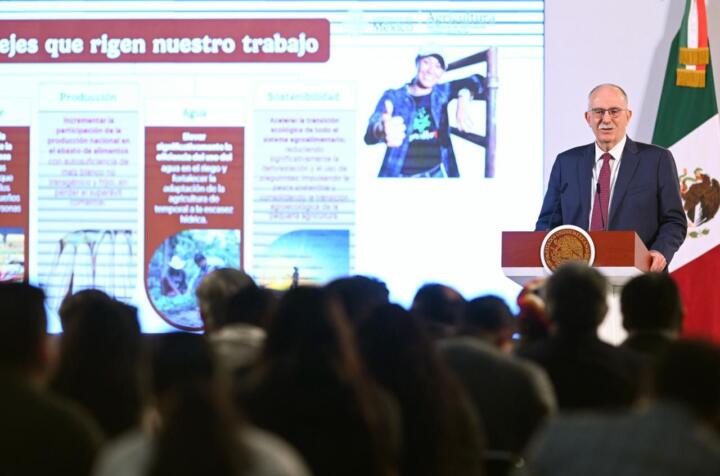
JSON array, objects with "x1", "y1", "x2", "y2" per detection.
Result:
[
  {"x1": 535, "y1": 138, "x2": 687, "y2": 263},
  {"x1": 621, "y1": 331, "x2": 675, "y2": 360},
  {"x1": 516, "y1": 331, "x2": 644, "y2": 411},
  {"x1": 439, "y1": 337, "x2": 556, "y2": 454}
]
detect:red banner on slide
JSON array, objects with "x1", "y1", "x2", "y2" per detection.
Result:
[
  {"x1": 144, "y1": 127, "x2": 244, "y2": 330},
  {"x1": 0, "y1": 19, "x2": 329, "y2": 63},
  {"x1": 144, "y1": 127, "x2": 245, "y2": 268},
  {"x1": 0, "y1": 127, "x2": 29, "y2": 281}
]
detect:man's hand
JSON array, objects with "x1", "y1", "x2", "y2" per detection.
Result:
[
  {"x1": 649, "y1": 250, "x2": 667, "y2": 272},
  {"x1": 381, "y1": 100, "x2": 406, "y2": 147}
]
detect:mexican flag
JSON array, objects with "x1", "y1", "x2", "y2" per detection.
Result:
[{"x1": 653, "y1": 0, "x2": 720, "y2": 341}]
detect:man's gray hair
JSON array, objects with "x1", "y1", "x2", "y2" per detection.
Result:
[{"x1": 195, "y1": 268, "x2": 255, "y2": 331}]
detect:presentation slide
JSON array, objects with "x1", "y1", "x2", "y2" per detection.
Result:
[{"x1": 0, "y1": 1, "x2": 544, "y2": 332}]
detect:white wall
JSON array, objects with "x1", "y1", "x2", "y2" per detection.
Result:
[{"x1": 544, "y1": 0, "x2": 686, "y2": 183}]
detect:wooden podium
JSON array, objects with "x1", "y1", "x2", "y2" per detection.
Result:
[
  {"x1": 501, "y1": 230, "x2": 652, "y2": 344},
  {"x1": 501, "y1": 230, "x2": 651, "y2": 286}
]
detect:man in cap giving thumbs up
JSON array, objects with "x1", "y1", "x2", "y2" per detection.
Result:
[{"x1": 364, "y1": 46, "x2": 483, "y2": 178}]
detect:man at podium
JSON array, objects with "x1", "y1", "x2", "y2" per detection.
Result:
[{"x1": 535, "y1": 84, "x2": 687, "y2": 271}]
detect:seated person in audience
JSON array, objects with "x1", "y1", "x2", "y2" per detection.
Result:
[
  {"x1": 92, "y1": 332, "x2": 311, "y2": 476},
  {"x1": 196, "y1": 268, "x2": 261, "y2": 377},
  {"x1": 325, "y1": 275, "x2": 390, "y2": 327},
  {"x1": 439, "y1": 295, "x2": 556, "y2": 466},
  {"x1": 0, "y1": 282, "x2": 102, "y2": 476},
  {"x1": 221, "y1": 285, "x2": 279, "y2": 381},
  {"x1": 196, "y1": 268, "x2": 256, "y2": 332},
  {"x1": 621, "y1": 272, "x2": 683, "y2": 359},
  {"x1": 522, "y1": 339, "x2": 720, "y2": 476},
  {"x1": 51, "y1": 289, "x2": 144, "y2": 439},
  {"x1": 516, "y1": 262, "x2": 643, "y2": 410},
  {"x1": 239, "y1": 287, "x2": 399, "y2": 476},
  {"x1": 357, "y1": 303, "x2": 485, "y2": 476},
  {"x1": 411, "y1": 282, "x2": 465, "y2": 339}
]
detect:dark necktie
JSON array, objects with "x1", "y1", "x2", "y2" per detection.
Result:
[{"x1": 590, "y1": 153, "x2": 612, "y2": 231}]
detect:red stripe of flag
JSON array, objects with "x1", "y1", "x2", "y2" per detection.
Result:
[
  {"x1": 697, "y1": 0, "x2": 708, "y2": 70},
  {"x1": 672, "y1": 244, "x2": 720, "y2": 344}
]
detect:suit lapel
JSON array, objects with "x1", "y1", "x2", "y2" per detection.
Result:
[
  {"x1": 578, "y1": 144, "x2": 595, "y2": 228},
  {"x1": 609, "y1": 138, "x2": 640, "y2": 225}
]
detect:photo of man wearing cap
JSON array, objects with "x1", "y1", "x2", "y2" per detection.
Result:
[{"x1": 364, "y1": 46, "x2": 485, "y2": 178}]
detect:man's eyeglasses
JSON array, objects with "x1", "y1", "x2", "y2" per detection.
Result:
[{"x1": 589, "y1": 107, "x2": 627, "y2": 118}]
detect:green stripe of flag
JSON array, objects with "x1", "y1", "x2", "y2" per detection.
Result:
[
  {"x1": 679, "y1": 0, "x2": 692, "y2": 48},
  {"x1": 652, "y1": 30, "x2": 717, "y2": 148}
]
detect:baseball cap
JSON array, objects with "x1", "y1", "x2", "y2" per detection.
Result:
[{"x1": 415, "y1": 45, "x2": 446, "y2": 69}]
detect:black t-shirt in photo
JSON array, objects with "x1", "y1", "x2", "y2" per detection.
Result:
[{"x1": 401, "y1": 94, "x2": 442, "y2": 176}]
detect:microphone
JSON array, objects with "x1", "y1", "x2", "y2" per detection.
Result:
[
  {"x1": 547, "y1": 182, "x2": 568, "y2": 229},
  {"x1": 596, "y1": 182, "x2": 606, "y2": 230}
]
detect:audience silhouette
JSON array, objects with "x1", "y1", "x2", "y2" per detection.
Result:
[
  {"x1": 0, "y1": 282, "x2": 102, "y2": 476},
  {"x1": 439, "y1": 295, "x2": 556, "y2": 473},
  {"x1": 516, "y1": 262, "x2": 644, "y2": 410},
  {"x1": 238, "y1": 286, "x2": 399, "y2": 476},
  {"x1": 93, "y1": 332, "x2": 310, "y2": 476},
  {"x1": 523, "y1": 339, "x2": 720, "y2": 476},
  {"x1": 621, "y1": 272, "x2": 683, "y2": 358},
  {"x1": 411, "y1": 282, "x2": 465, "y2": 339},
  {"x1": 357, "y1": 303, "x2": 485, "y2": 476},
  {"x1": 4, "y1": 265, "x2": 718, "y2": 476},
  {"x1": 51, "y1": 289, "x2": 144, "y2": 439}
]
